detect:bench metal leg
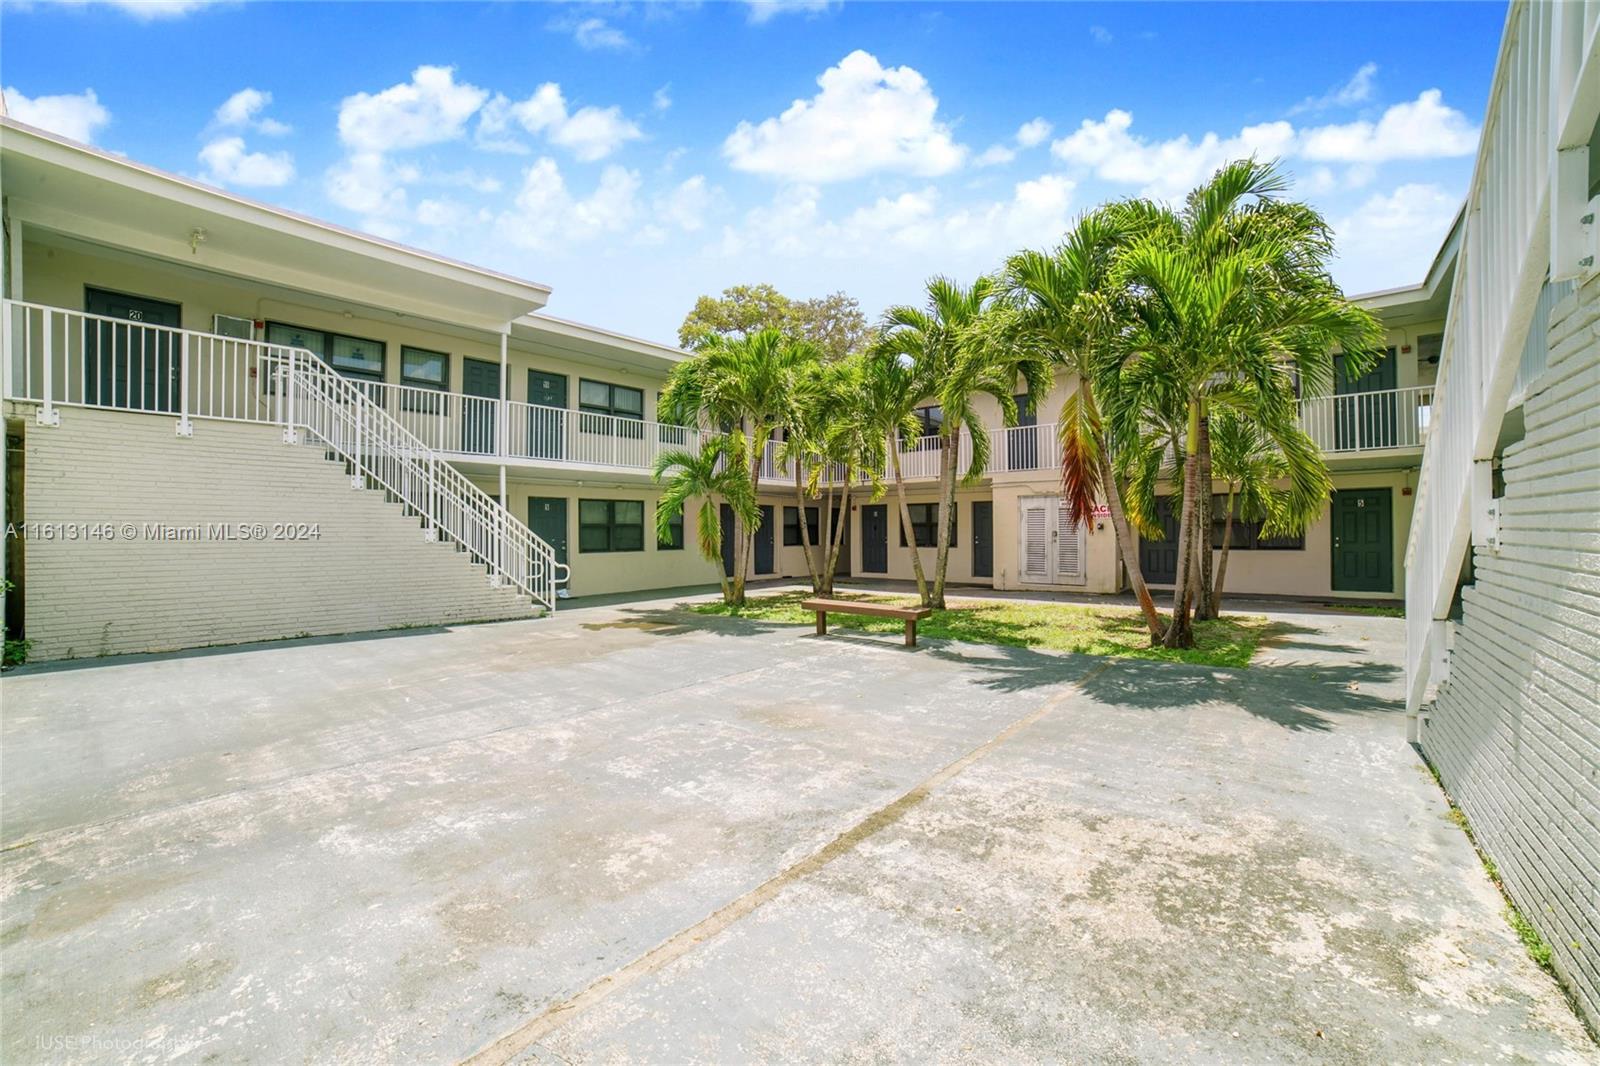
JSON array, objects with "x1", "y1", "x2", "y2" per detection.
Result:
[
  {"x1": 816, "y1": 611, "x2": 827, "y2": 636},
  {"x1": 905, "y1": 619, "x2": 916, "y2": 648}
]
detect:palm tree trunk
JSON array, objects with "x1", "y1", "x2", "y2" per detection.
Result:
[
  {"x1": 1163, "y1": 402, "x2": 1201, "y2": 649},
  {"x1": 1194, "y1": 408, "x2": 1217, "y2": 622},
  {"x1": 890, "y1": 432, "x2": 930, "y2": 606},
  {"x1": 1095, "y1": 442, "x2": 1162, "y2": 641},
  {"x1": 823, "y1": 477, "x2": 851, "y2": 594},
  {"x1": 931, "y1": 427, "x2": 957, "y2": 609},
  {"x1": 793, "y1": 461, "x2": 821, "y2": 592},
  {"x1": 1212, "y1": 485, "x2": 1235, "y2": 617}
]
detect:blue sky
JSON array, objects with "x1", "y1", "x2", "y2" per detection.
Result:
[{"x1": 2, "y1": 0, "x2": 1506, "y2": 344}]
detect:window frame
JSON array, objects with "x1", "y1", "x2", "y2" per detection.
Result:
[
  {"x1": 579, "y1": 379, "x2": 646, "y2": 421},
  {"x1": 398, "y1": 345, "x2": 450, "y2": 412},
  {"x1": 1208, "y1": 493, "x2": 1304, "y2": 551},
  {"x1": 900, "y1": 502, "x2": 952, "y2": 548},
  {"x1": 783, "y1": 505, "x2": 821, "y2": 547},
  {"x1": 578, "y1": 498, "x2": 646, "y2": 554},
  {"x1": 266, "y1": 320, "x2": 386, "y2": 383}
]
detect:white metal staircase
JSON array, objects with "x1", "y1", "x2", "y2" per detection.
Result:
[{"x1": 1, "y1": 299, "x2": 568, "y2": 611}]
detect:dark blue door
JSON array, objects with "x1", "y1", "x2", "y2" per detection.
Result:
[{"x1": 862, "y1": 505, "x2": 888, "y2": 573}]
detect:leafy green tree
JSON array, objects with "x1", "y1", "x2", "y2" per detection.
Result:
[
  {"x1": 861, "y1": 346, "x2": 935, "y2": 605},
  {"x1": 658, "y1": 328, "x2": 812, "y2": 605},
  {"x1": 999, "y1": 206, "x2": 1165, "y2": 640},
  {"x1": 879, "y1": 276, "x2": 1049, "y2": 609},
  {"x1": 679, "y1": 284, "x2": 869, "y2": 361},
  {"x1": 1101, "y1": 160, "x2": 1381, "y2": 647},
  {"x1": 1207, "y1": 409, "x2": 1321, "y2": 615},
  {"x1": 653, "y1": 437, "x2": 758, "y2": 605}
]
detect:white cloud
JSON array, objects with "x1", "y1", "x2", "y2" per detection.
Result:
[
  {"x1": 569, "y1": 16, "x2": 633, "y2": 51},
  {"x1": 1300, "y1": 90, "x2": 1478, "y2": 163},
  {"x1": 325, "y1": 151, "x2": 416, "y2": 219},
  {"x1": 656, "y1": 175, "x2": 711, "y2": 232},
  {"x1": 1016, "y1": 118, "x2": 1052, "y2": 148},
  {"x1": 2, "y1": 86, "x2": 110, "y2": 143},
  {"x1": 30, "y1": 0, "x2": 221, "y2": 19},
  {"x1": 1333, "y1": 183, "x2": 1460, "y2": 292},
  {"x1": 1290, "y1": 62, "x2": 1378, "y2": 115},
  {"x1": 716, "y1": 171, "x2": 1074, "y2": 262},
  {"x1": 653, "y1": 84, "x2": 673, "y2": 112},
  {"x1": 743, "y1": 0, "x2": 833, "y2": 24},
  {"x1": 499, "y1": 158, "x2": 641, "y2": 249},
  {"x1": 975, "y1": 144, "x2": 1016, "y2": 167},
  {"x1": 1051, "y1": 109, "x2": 1296, "y2": 200},
  {"x1": 723, "y1": 50, "x2": 966, "y2": 183},
  {"x1": 213, "y1": 87, "x2": 290, "y2": 136},
  {"x1": 337, "y1": 65, "x2": 487, "y2": 153},
  {"x1": 552, "y1": 105, "x2": 643, "y2": 162},
  {"x1": 198, "y1": 136, "x2": 294, "y2": 187},
  {"x1": 476, "y1": 84, "x2": 641, "y2": 161},
  {"x1": 1089, "y1": 25, "x2": 1113, "y2": 45},
  {"x1": 416, "y1": 198, "x2": 480, "y2": 229}
]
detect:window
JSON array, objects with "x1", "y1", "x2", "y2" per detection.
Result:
[
  {"x1": 399, "y1": 346, "x2": 449, "y2": 412},
  {"x1": 266, "y1": 322, "x2": 385, "y2": 382},
  {"x1": 579, "y1": 379, "x2": 645, "y2": 420},
  {"x1": 579, "y1": 499, "x2": 645, "y2": 553},
  {"x1": 901, "y1": 502, "x2": 952, "y2": 548},
  {"x1": 1208, "y1": 494, "x2": 1303, "y2": 551},
  {"x1": 658, "y1": 505, "x2": 684, "y2": 551},
  {"x1": 1417, "y1": 333, "x2": 1443, "y2": 365},
  {"x1": 401, "y1": 347, "x2": 448, "y2": 390},
  {"x1": 783, "y1": 506, "x2": 821, "y2": 546}
]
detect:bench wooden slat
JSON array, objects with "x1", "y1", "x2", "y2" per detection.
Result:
[
  {"x1": 800, "y1": 598, "x2": 931, "y2": 620},
  {"x1": 801, "y1": 598, "x2": 932, "y2": 648}
]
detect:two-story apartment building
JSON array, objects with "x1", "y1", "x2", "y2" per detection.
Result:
[
  {"x1": 1, "y1": 117, "x2": 721, "y2": 659},
  {"x1": 753, "y1": 233, "x2": 1455, "y2": 606}
]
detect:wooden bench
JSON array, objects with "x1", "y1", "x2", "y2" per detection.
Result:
[{"x1": 801, "y1": 598, "x2": 934, "y2": 648}]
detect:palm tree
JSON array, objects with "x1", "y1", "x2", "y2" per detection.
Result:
[
  {"x1": 776, "y1": 356, "x2": 830, "y2": 592},
  {"x1": 1000, "y1": 207, "x2": 1165, "y2": 640},
  {"x1": 1101, "y1": 160, "x2": 1382, "y2": 647},
  {"x1": 861, "y1": 346, "x2": 935, "y2": 605},
  {"x1": 809, "y1": 355, "x2": 888, "y2": 593},
  {"x1": 658, "y1": 328, "x2": 813, "y2": 605},
  {"x1": 1206, "y1": 409, "x2": 1329, "y2": 614},
  {"x1": 879, "y1": 277, "x2": 1048, "y2": 609},
  {"x1": 653, "y1": 436, "x2": 758, "y2": 605}
]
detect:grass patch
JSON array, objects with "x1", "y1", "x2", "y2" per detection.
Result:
[
  {"x1": 691, "y1": 591, "x2": 1268, "y2": 667},
  {"x1": 1323, "y1": 602, "x2": 1405, "y2": 618}
]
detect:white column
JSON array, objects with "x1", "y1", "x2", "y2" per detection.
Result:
[
  {"x1": 498, "y1": 332, "x2": 508, "y2": 461},
  {"x1": 6, "y1": 217, "x2": 21, "y2": 301}
]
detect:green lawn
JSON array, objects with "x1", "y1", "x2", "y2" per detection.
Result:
[
  {"x1": 691, "y1": 591, "x2": 1268, "y2": 667},
  {"x1": 1321, "y1": 602, "x2": 1406, "y2": 618}
]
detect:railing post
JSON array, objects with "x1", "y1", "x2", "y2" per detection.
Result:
[
  {"x1": 176, "y1": 333, "x2": 193, "y2": 437},
  {"x1": 352, "y1": 389, "x2": 364, "y2": 489},
  {"x1": 283, "y1": 346, "x2": 298, "y2": 444},
  {"x1": 1, "y1": 301, "x2": 12, "y2": 403},
  {"x1": 37, "y1": 310, "x2": 59, "y2": 426}
]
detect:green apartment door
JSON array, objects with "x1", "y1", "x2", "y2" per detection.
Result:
[
  {"x1": 461, "y1": 358, "x2": 499, "y2": 454},
  {"x1": 84, "y1": 288, "x2": 182, "y2": 411},
  {"x1": 1334, "y1": 348, "x2": 1398, "y2": 450},
  {"x1": 1330, "y1": 489, "x2": 1393, "y2": 592},
  {"x1": 528, "y1": 497, "x2": 568, "y2": 566},
  {"x1": 527, "y1": 370, "x2": 567, "y2": 459}
]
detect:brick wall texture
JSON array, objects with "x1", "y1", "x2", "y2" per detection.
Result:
[
  {"x1": 15, "y1": 407, "x2": 536, "y2": 660},
  {"x1": 1419, "y1": 273, "x2": 1600, "y2": 1027}
]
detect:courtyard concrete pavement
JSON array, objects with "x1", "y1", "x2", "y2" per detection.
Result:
[{"x1": 0, "y1": 589, "x2": 1593, "y2": 1063}]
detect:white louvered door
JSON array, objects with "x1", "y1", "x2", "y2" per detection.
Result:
[
  {"x1": 1021, "y1": 499, "x2": 1050, "y2": 582},
  {"x1": 1020, "y1": 496, "x2": 1086, "y2": 584}
]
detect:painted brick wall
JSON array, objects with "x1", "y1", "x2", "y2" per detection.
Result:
[
  {"x1": 16, "y1": 407, "x2": 536, "y2": 660},
  {"x1": 1419, "y1": 274, "x2": 1600, "y2": 1027}
]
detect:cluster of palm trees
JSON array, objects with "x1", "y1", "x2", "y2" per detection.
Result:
[{"x1": 654, "y1": 159, "x2": 1382, "y2": 648}]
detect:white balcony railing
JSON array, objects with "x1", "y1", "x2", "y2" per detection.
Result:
[
  {"x1": 357, "y1": 381, "x2": 702, "y2": 472},
  {"x1": 1299, "y1": 386, "x2": 1435, "y2": 453},
  {"x1": 1, "y1": 299, "x2": 567, "y2": 610}
]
